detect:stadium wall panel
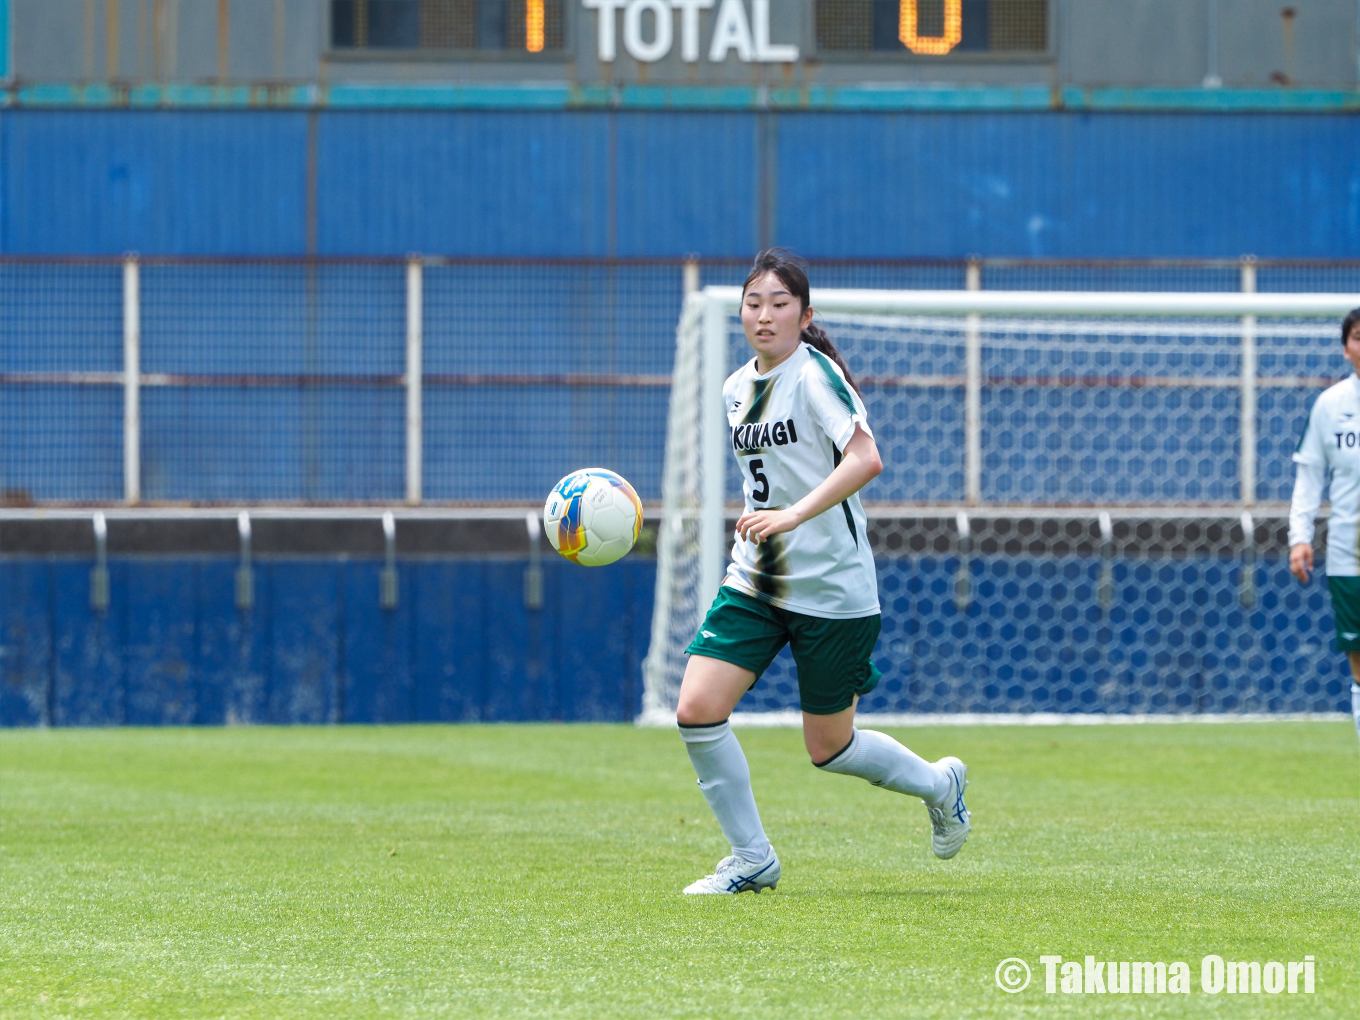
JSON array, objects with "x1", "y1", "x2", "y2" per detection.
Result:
[
  {"x1": 0, "y1": 556, "x2": 655, "y2": 726},
  {"x1": 0, "y1": 111, "x2": 309, "y2": 254},
  {"x1": 314, "y1": 111, "x2": 613, "y2": 257},
  {"x1": 2, "y1": 110, "x2": 1359, "y2": 258},
  {"x1": 612, "y1": 112, "x2": 760, "y2": 258},
  {"x1": 774, "y1": 112, "x2": 1360, "y2": 259}
]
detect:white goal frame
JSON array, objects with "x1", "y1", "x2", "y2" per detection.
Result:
[{"x1": 641, "y1": 286, "x2": 1360, "y2": 726}]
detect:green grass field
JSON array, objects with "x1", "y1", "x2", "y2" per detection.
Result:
[{"x1": 2, "y1": 722, "x2": 1358, "y2": 1019}]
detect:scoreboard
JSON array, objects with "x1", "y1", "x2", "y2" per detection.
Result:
[{"x1": 331, "y1": 1, "x2": 1048, "y2": 63}]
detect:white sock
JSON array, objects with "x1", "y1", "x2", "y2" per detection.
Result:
[
  {"x1": 816, "y1": 728, "x2": 950, "y2": 803},
  {"x1": 678, "y1": 721, "x2": 772, "y2": 864},
  {"x1": 1352, "y1": 683, "x2": 1360, "y2": 746}
]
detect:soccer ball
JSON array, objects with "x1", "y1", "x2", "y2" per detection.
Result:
[{"x1": 543, "y1": 469, "x2": 643, "y2": 567}]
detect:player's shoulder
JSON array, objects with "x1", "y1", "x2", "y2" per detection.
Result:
[{"x1": 796, "y1": 343, "x2": 858, "y2": 410}]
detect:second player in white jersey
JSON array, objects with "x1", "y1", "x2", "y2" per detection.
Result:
[
  {"x1": 1290, "y1": 373, "x2": 1360, "y2": 576},
  {"x1": 723, "y1": 341, "x2": 879, "y2": 618},
  {"x1": 1289, "y1": 306, "x2": 1360, "y2": 752}
]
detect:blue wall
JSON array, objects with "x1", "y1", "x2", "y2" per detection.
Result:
[
  {"x1": 0, "y1": 556, "x2": 654, "y2": 727},
  {"x1": 2, "y1": 110, "x2": 1359, "y2": 258},
  {"x1": 3, "y1": 552, "x2": 1350, "y2": 726}
]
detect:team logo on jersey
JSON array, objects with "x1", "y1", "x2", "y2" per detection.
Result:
[
  {"x1": 732, "y1": 419, "x2": 799, "y2": 452},
  {"x1": 1334, "y1": 431, "x2": 1360, "y2": 449}
]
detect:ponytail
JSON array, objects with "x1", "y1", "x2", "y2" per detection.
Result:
[
  {"x1": 742, "y1": 247, "x2": 861, "y2": 395},
  {"x1": 801, "y1": 320, "x2": 861, "y2": 396}
]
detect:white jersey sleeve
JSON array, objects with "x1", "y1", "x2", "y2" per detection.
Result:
[
  {"x1": 1289, "y1": 461, "x2": 1326, "y2": 548},
  {"x1": 803, "y1": 347, "x2": 873, "y2": 452},
  {"x1": 1292, "y1": 396, "x2": 1329, "y2": 468},
  {"x1": 1289, "y1": 397, "x2": 1329, "y2": 548}
]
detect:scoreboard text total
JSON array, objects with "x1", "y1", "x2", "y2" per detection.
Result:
[{"x1": 583, "y1": 0, "x2": 1002, "y2": 63}]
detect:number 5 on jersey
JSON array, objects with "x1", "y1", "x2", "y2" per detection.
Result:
[{"x1": 748, "y1": 458, "x2": 770, "y2": 503}]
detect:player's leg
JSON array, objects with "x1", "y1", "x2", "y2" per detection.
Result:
[
  {"x1": 1347, "y1": 653, "x2": 1360, "y2": 746},
  {"x1": 677, "y1": 654, "x2": 770, "y2": 868},
  {"x1": 804, "y1": 708, "x2": 947, "y2": 802},
  {"x1": 676, "y1": 588, "x2": 788, "y2": 893},
  {"x1": 791, "y1": 611, "x2": 970, "y2": 859},
  {"x1": 1328, "y1": 578, "x2": 1360, "y2": 747}
]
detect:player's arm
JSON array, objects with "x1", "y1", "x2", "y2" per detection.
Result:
[
  {"x1": 1289, "y1": 400, "x2": 1328, "y2": 583},
  {"x1": 1289, "y1": 461, "x2": 1326, "y2": 582},
  {"x1": 737, "y1": 425, "x2": 881, "y2": 544}
]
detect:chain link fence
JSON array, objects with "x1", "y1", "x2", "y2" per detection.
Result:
[{"x1": 1, "y1": 255, "x2": 1355, "y2": 507}]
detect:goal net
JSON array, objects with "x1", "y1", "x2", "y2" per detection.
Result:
[{"x1": 640, "y1": 287, "x2": 1359, "y2": 724}]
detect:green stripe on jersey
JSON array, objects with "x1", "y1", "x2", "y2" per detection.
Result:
[
  {"x1": 808, "y1": 347, "x2": 856, "y2": 414},
  {"x1": 831, "y1": 445, "x2": 859, "y2": 548},
  {"x1": 742, "y1": 378, "x2": 773, "y2": 425}
]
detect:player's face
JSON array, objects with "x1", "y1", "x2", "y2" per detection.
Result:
[
  {"x1": 741, "y1": 272, "x2": 813, "y2": 368},
  {"x1": 1346, "y1": 324, "x2": 1360, "y2": 374}
]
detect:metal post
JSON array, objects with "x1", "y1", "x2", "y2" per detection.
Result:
[
  {"x1": 1098, "y1": 511, "x2": 1114, "y2": 609},
  {"x1": 235, "y1": 511, "x2": 254, "y2": 611},
  {"x1": 699, "y1": 291, "x2": 730, "y2": 601},
  {"x1": 1240, "y1": 257, "x2": 1257, "y2": 507},
  {"x1": 1203, "y1": 0, "x2": 1222, "y2": 87},
  {"x1": 380, "y1": 512, "x2": 398, "y2": 610},
  {"x1": 405, "y1": 258, "x2": 423, "y2": 504},
  {"x1": 682, "y1": 256, "x2": 700, "y2": 297},
  {"x1": 954, "y1": 510, "x2": 971, "y2": 611},
  {"x1": 524, "y1": 511, "x2": 544, "y2": 611},
  {"x1": 1240, "y1": 510, "x2": 1257, "y2": 609},
  {"x1": 91, "y1": 513, "x2": 109, "y2": 613},
  {"x1": 123, "y1": 256, "x2": 140, "y2": 504},
  {"x1": 964, "y1": 258, "x2": 982, "y2": 506}
]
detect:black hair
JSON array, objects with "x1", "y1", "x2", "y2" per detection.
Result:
[
  {"x1": 742, "y1": 247, "x2": 861, "y2": 394},
  {"x1": 1343, "y1": 308, "x2": 1360, "y2": 346}
]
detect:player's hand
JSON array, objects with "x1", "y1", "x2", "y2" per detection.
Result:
[
  {"x1": 736, "y1": 508, "x2": 800, "y2": 545},
  {"x1": 1289, "y1": 543, "x2": 1314, "y2": 583}
]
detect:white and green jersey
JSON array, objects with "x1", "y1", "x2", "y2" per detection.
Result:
[
  {"x1": 1291, "y1": 374, "x2": 1360, "y2": 576},
  {"x1": 722, "y1": 342, "x2": 880, "y2": 618}
]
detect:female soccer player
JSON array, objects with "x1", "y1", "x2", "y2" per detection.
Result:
[
  {"x1": 675, "y1": 249, "x2": 970, "y2": 895},
  {"x1": 1289, "y1": 306, "x2": 1360, "y2": 749}
]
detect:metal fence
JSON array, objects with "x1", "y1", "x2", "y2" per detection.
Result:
[{"x1": 2, "y1": 255, "x2": 1357, "y2": 507}]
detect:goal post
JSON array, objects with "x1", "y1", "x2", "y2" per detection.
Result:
[{"x1": 640, "y1": 286, "x2": 1360, "y2": 725}]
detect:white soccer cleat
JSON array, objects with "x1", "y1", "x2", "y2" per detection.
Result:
[
  {"x1": 927, "y1": 757, "x2": 970, "y2": 860},
  {"x1": 682, "y1": 848, "x2": 781, "y2": 894}
]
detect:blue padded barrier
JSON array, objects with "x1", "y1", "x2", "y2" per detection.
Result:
[
  {"x1": 0, "y1": 556, "x2": 655, "y2": 726},
  {"x1": 0, "y1": 559, "x2": 52, "y2": 726}
]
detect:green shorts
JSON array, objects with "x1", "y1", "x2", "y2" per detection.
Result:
[
  {"x1": 1328, "y1": 576, "x2": 1360, "y2": 652},
  {"x1": 685, "y1": 585, "x2": 882, "y2": 715}
]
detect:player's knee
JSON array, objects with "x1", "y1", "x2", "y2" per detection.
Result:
[
  {"x1": 674, "y1": 700, "x2": 702, "y2": 727},
  {"x1": 804, "y1": 734, "x2": 843, "y2": 765},
  {"x1": 803, "y1": 718, "x2": 855, "y2": 764},
  {"x1": 675, "y1": 696, "x2": 722, "y2": 728}
]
